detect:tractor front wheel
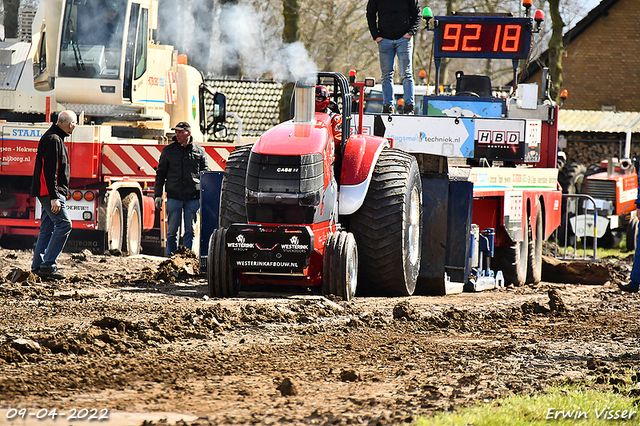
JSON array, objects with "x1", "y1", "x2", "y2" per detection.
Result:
[
  {"x1": 207, "y1": 228, "x2": 239, "y2": 298},
  {"x1": 322, "y1": 231, "x2": 358, "y2": 301}
]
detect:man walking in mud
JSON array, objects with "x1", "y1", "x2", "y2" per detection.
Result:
[
  {"x1": 30, "y1": 110, "x2": 77, "y2": 280},
  {"x1": 154, "y1": 122, "x2": 208, "y2": 257}
]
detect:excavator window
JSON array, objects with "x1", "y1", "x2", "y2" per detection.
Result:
[
  {"x1": 134, "y1": 8, "x2": 148, "y2": 80},
  {"x1": 58, "y1": 0, "x2": 127, "y2": 79}
]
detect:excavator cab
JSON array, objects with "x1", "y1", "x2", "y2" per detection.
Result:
[{"x1": 58, "y1": 0, "x2": 128, "y2": 83}]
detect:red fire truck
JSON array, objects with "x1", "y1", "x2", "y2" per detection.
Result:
[{"x1": 0, "y1": 0, "x2": 234, "y2": 255}]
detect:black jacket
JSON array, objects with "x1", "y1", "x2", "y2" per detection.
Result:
[
  {"x1": 154, "y1": 136, "x2": 209, "y2": 201},
  {"x1": 367, "y1": 0, "x2": 421, "y2": 41},
  {"x1": 30, "y1": 124, "x2": 70, "y2": 199}
]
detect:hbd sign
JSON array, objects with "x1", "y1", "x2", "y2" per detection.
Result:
[
  {"x1": 477, "y1": 130, "x2": 520, "y2": 145},
  {"x1": 474, "y1": 119, "x2": 525, "y2": 161}
]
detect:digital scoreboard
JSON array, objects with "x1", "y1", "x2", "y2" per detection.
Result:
[{"x1": 434, "y1": 16, "x2": 532, "y2": 60}]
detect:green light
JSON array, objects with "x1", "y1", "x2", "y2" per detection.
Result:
[{"x1": 422, "y1": 7, "x2": 433, "y2": 19}]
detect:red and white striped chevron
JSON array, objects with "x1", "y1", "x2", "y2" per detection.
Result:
[{"x1": 101, "y1": 143, "x2": 236, "y2": 176}]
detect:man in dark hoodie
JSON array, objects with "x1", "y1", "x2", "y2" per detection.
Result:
[
  {"x1": 30, "y1": 110, "x2": 77, "y2": 280},
  {"x1": 154, "y1": 122, "x2": 209, "y2": 256},
  {"x1": 367, "y1": 0, "x2": 421, "y2": 115}
]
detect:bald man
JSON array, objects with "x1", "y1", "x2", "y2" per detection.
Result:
[{"x1": 30, "y1": 110, "x2": 78, "y2": 280}]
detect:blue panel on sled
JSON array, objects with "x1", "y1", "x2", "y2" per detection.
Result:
[
  {"x1": 199, "y1": 171, "x2": 224, "y2": 271},
  {"x1": 425, "y1": 97, "x2": 506, "y2": 118}
]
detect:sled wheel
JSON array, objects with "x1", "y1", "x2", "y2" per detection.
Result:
[
  {"x1": 220, "y1": 145, "x2": 251, "y2": 228},
  {"x1": 526, "y1": 207, "x2": 543, "y2": 284},
  {"x1": 207, "y1": 228, "x2": 239, "y2": 298},
  {"x1": 350, "y1": 149, "x2": 422, "y2": 296},
  {"x1": 106, "y1": 191, "x2": 123, "y2": 251},
  {"x1": 122, "y1": 193, "x2": 141, "y2": 255},
  {"x1": 336, "y1": 232, "x2": 358, "y2": 301},
  {"x1": 627, "y1": 216, "x2": 639, "y2": 252},
  {"x1": 321, "y1": 233, "x2": 336, "y2": 297},
  {"x1": 495, "y1": 213, "x2": 529, "y2": 287}
]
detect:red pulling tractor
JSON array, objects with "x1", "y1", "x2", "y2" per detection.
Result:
[
  {"x1": 203, "y1": 2, "x2": 563, "y2": 299},
  {"x1": 207, "y1": 73, "x2": 421, "y2": 300}
]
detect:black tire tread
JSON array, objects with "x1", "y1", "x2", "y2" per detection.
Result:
[
  {"x1": 349, "y1": 149, "x2": 421, "y2": 296},
  {"x1": 220, "y1": 145, "x2": 252, "y2": 228}
]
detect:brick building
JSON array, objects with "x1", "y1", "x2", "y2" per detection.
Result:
[{"x1": 523, "y1": 0, "x2": 639, "y2": 112}]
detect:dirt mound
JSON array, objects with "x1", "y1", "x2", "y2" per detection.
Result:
[{"x1": 154, "y1": 247, "x2": 200, "y2": 283}]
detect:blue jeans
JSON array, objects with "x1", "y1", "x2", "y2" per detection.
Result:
[
  {"x1": 377, "y1": 36, "x2": 415, "y2": 106},
  {"x1": 631, "y1": 223, "x2": 640, "y2": 286},
  {"x1": 166, "y1": 198, "x2": 200, "y2": 256},
  {"x1": 32, "y1": 195, "x2": 72, "y2": 271}
]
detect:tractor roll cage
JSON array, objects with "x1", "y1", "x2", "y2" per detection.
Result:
[{"x1": 316, "y1": 71, "x2": 352, "y2": 145}]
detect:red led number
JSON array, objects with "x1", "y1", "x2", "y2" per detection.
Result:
[
  {"x1": 461, "y1": 24, "x2": 481, "y2": 51},
  {"x1": 442, "y1": 23, "x2": 461, "y2": 51},
  {"x1": 501, "y1": 25, "x2": 521, "y2": 52},
  {"x1": 442, "y1": 23, "x2": 522, "y2": 53}
]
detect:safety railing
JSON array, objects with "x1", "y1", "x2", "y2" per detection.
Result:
[{"x1": 547, "y1": 193, "x2": 599, "y2": 261}]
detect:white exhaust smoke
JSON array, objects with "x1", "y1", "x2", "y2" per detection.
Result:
[{"x1": 157, "y1": 0, "x2": 317, "y2": 83}]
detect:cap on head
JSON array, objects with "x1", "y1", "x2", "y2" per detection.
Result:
[
  {"x1": 106, "y1": 1, "x2": 118, "y2": 10},
  {"x1": 171, "y1": 121, "x2": 191, "y2": 131}
]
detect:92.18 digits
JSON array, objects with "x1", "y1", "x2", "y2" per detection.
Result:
[
  {"x1": 6, "y1": 407, "x2": 109, "y2": 421},
  {"x1": 441, "y1": 22, "x2": 523, "y2": 53}
]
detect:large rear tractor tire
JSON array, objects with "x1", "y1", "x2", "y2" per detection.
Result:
[
  {"x1": 322, "y1": 231, "x2": 358, "y2": 301},
  {"x1": 494, "y1": 214, "x2": 529, "y2": 287},
  {"x1": 106, "y1": 191, "x2": 123, "y2": 252},
  {"x1": 122, "y1": 193, "x2": 141, "y2": 255},
  {"x1": 349, "y1": 149, "x2": 422, "y2": 296},
  {"x1": 207, "y1": 228, "x2": 239, "y2": 298},
  {"x1": 526, "y1": 207, "x2": 543, "y2": 284},
  {"x1": 220, "y1": 145, "x2": 252, "y2": 228}
]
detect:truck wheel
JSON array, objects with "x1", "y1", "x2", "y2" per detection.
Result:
[
  {"x1": 122, "y1": 193, "x2": 141, "y2": 255},
  {"x1": 526, "y1": 207, "x2": 543, "y2": 284},
  {"x1": 106, "y1": 191, "x2": 123, "y2": 252},
  {"x1": 495, "y1": 214, "x2": 528, "y2": 286},
  {"x1": 350, "y1": 149, "x2": 422, "y2": 296},
  {"x1": 220, "y1": 145, "x2": 251, "y2": 228},
  {"x1": 322, "y1": 231, "x2": 358, "y2": 301},
  {"x1": 207, "y1": 228, "x2": 239, "y2": 298},
  {"x1": 627, "y1": 216, "x2": 639, "y2": 252}
]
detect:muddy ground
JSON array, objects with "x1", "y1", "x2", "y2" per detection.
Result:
[{"x1": 1, "y1": 246, "x2": 639, "y2": 426}]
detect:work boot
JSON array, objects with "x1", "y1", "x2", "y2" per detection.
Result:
[
  {"x1": 404, "y1": 103, "x2": 414, "y2": 115},
  {"x1": 382, "y1": 104, "x2": 394, "y2": 114},
  {"x1": 618, "y1": 282, "x2": 639, "y2": 293},
  {"x1": 38, "y1": 266, "x2": 65, "y2": 280}
]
